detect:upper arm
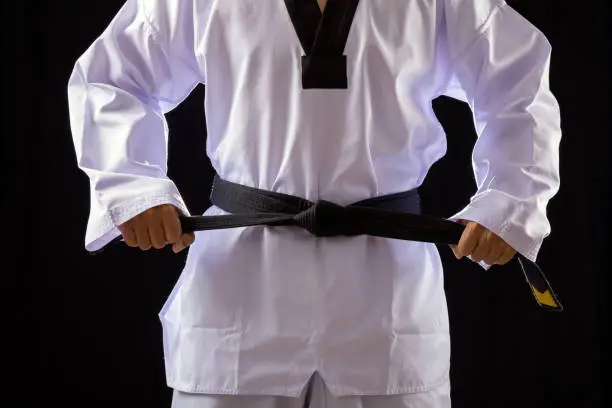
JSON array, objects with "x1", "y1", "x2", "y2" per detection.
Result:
[
  {"x1": 439, "y1": 0, "x2": 554, "y2": 112},
  {"x1": 72, "y1": 0, "x2": 204, "y2": 113}
]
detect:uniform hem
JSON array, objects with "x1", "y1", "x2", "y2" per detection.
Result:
[
  {"x1": 166, "y1": 380, "x2": 306, "y2": 397},
  {"x1": 325, "y1": 373, "x2": 451, "y2": 396},
  {"x1": 166, "y1": 373, "x2": 451, "y2": 397}
]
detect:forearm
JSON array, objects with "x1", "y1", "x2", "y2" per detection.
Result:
[
  {"x1": 445, "y1": 2, "x2": 561, "y2": 262},
  {"x1": 67, "y1": 0, "x2": 200, "y2": 251}
]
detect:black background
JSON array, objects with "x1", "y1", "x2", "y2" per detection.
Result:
[{"x1": 6, "y1": 1, "x2": 610, "y2": 407}]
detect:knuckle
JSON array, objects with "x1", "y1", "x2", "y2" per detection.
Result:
[
  {"x1": 121, "y1": 220, "x2": 135, "y2": 229},
  {"x1": 495, "y1": 236, "x2": 507, "y2": 246},
  {"x1": 475, "y1": 248, "x2": 486, "y2": 258},
  {"x1": 138, "y1": 237, "x2": 151, "y2": 250},
  {"x1": 162, "y1": 205, "x2": 175, "y2": 214},
  {"x1": 145, "y1": 208, "x2": 159, "y2": 218},
  {"x1": 151, "y1": 233, "x2": 165, "y2": 247},
  {"x1": 167, "y1": 227, "x2": 180, "y2": 239}
]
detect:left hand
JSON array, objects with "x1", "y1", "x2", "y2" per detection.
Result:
[{"x1": 450, "y1": 219, "x2": 516, "y2": 266}]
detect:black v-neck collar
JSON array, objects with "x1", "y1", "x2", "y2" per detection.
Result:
[
  {"x1": 284, "y1": 0, "x2": 361, "y2": 89},
  {"x1": 284, "y1": 0, "x2": 323, "y2": 55}
]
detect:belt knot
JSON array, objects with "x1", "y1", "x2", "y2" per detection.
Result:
[{"x1": 292, "y1": 200, "x2": 346, "y2": 237}]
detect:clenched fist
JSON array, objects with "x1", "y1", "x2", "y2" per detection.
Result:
[
  {"x1": 450, "y1": 219, "x2": 516, "y2": 266},
  {"x1": 118, "y1": 204, "x2": 195, "y2": 253}
]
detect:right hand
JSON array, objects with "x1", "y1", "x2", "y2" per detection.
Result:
[{"x1": 118, "y1": 204, "x2": 195, "y2": 253}]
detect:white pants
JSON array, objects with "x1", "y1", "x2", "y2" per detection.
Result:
[{"x1": 171, "y1": 373, "x2": 451, "y2": 408}]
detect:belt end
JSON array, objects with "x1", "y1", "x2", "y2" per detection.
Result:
[
  {"x1": 516, "y1": 255, "x2": 563, "y2": 312},
  {"x1": 529, "y1": 284, "x2": 563, "y2": 311}
]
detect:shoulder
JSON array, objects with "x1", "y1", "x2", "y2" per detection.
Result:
[
  {"x1": 138, "y1": 0, "x2": 213, "y2": 37},
  {"x1": 440, "y1": 0, "x2": 508, "y2": 58},
  {"x1": 134, "y1": 0, "x2": 214, "y2": 48},
  {"x1": 442, "y1": 0, "x2": 507, "y2": 28}
]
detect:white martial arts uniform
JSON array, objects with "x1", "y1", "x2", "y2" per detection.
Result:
[{"x1": 67, "y1": 0, "x2": 561, "y2": 406}]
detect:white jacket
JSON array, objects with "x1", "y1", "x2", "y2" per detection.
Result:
[{"x1": 68, "y1": 0, "x2": 561, "y2": 396}]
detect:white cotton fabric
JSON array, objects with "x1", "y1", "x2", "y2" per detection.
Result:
[{"x1": 68, "y1": 0, "x2": 561, "y2": 397}]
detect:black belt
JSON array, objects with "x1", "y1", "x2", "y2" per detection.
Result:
[{"x1": 99, "y1": 175, "x2": 563, "y2": 311}]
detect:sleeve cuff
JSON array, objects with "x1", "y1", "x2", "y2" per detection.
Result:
[
  {"x1": 448, "y1": 190, "x2": 548, "y2": 268},
  {"x1": 84, "y1": 187, "x2": 190, "y2": 253}
]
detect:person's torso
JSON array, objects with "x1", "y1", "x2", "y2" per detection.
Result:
[
  {"x1": 158, "y1": 0, "x2": 452, "y2": 396},
  {"x1": 194, "y1": 0, "x2": 450, "y2": 202}
]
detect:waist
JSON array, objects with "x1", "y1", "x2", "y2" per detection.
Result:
[{"x1": 210, "y1": 175, "x2": 422, "y2": 215}]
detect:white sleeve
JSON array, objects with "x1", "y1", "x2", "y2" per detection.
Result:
[
  {"x1": 67, "y1": 0, "x2": 205, "y2": 252},
  {"x1": 440, "y1": 1, "x2": 562, "y2": 264}
]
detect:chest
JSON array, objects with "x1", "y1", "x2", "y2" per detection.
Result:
[{"x1": 203, "y1": 0, "x2": 439, "y2": 55}]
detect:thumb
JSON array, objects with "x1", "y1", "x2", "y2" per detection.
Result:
[
  {"x1": 449, "y1": 244, "x2": 461, "y2": 259},
  {"x1": 450, "y1": 219, "x2": 470, "y2": 259}
]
